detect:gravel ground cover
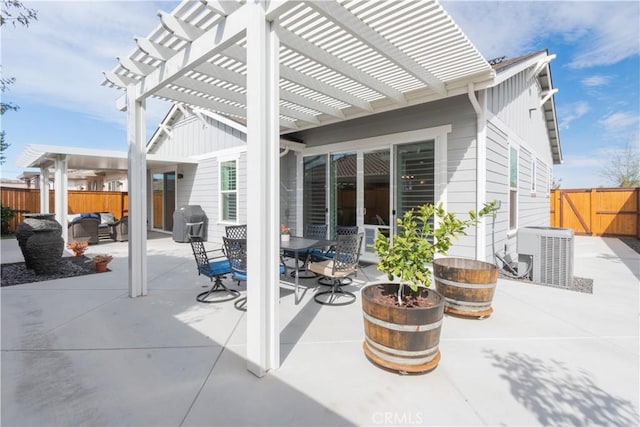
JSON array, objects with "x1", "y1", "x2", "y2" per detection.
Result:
[{"x1": 1, "y1": 256, "x2": 105, "y2": 287}]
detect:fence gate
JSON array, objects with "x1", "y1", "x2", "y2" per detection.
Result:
[{"x1": 550, "y1": 188, "x2": 640, "y2": 238}]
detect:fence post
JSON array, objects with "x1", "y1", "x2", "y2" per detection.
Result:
[{"x1": 590, "y1": 188, "x2": 598, "y2": 236}]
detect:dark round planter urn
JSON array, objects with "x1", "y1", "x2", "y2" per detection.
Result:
[
  {"x1": 361, "y1": 283, "x2": 445, "y2": 374},
  {"x1": 15, "y1": 215, "x2": 64, "y2": 275}
]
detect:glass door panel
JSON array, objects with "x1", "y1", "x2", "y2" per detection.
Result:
[
  {"x1": 396, "y1": 141, "x2": 435, "y2": 219},
  {"x1": 362, "y1": 150, "x2": 390, "y2": 259},
  {"x1": 303, "y1": 155, "x2": 327, "y2": 231},
  {"x1": 330, "y1": 152, "x2": 357, "y2": 237},
  {"x1": 164, "y1": 172, "x2": 176, "y2": 232},
  {"x1": 152, "y1": 171, "x2": 176, "y2": 231}
]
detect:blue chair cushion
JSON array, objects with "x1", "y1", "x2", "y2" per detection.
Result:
[
  {"x1": 81, "y1": 212, "x2": 100, "y2": 220},
  {"x1": 231, "y1": 265, "x2": 285, "y2": 281},
  {"x1": 232, "y1": 271, "x2": 248, "y2": 281},
  {"x1": 201, "y1": 259, "x2": 231, "y2": 276}
]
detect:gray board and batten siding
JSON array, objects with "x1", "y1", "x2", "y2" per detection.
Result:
[{"x1": 485, "y1": 65, "x2": 553, "y2": 261}]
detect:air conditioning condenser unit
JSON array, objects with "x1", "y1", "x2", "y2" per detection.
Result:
[{"x1": 517, "y1": 226, "x2": 574, "y2": 287}]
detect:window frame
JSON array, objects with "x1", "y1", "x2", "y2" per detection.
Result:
[{"x1": 218, "y1": 157, "x2": 239, "y2": 224}]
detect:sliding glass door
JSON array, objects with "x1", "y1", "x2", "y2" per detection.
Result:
[{"x1": 152, "y1": 171, "x2": 176, "y2": 232}]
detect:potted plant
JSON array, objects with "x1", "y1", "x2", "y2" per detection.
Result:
[
  {"x1": 66, "y1": 240, "x2": 89, "y2": 257},
  {"x1": 362, "y1": 201, "x2": 497, "y2": 373},
  {"x1": 91, "y1": 254, "x2": 113, "y2": 272},
  {"x1": 280, "y1": 224, "x2": 291, "y2": 242}
]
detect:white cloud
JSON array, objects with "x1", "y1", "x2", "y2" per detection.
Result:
[
  {"x1": 2, "y1": 1, "x2": 179, "y2": 128},
  {"x1": 599, "y1": 112, "x2": 640, "y2": 132},
  {"x1": 558, "y1": 101, "x2": 590, "y2": 130},
  {"x1": 443, "y1": 1, "x2": 640, "y2": 69},
  {"x1": 581, "y1": 75, "x2": 612, "y2": 87}
]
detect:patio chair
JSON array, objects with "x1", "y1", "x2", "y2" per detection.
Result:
[
  {"x1": 308, "y1": 232, "x2": 363, "y2": 306},
  {"x1": 225, "y1": 224, "x2": 247, "y2": 240},
  {"x1": 68, "y1": 217, "x2": 101, "y2": 245},
  {"x1": 109, "y1": 216, "x2": 128, "y2": 242},
  {"x1": 189, "y1": 236, "x2": 240, "y2": 303},
  {"x1": 222, "y1": 236, "x2": 286, "y2": 311},
  {"x1": 319, "y1": 225, "x2": 360, "y2": 285}
]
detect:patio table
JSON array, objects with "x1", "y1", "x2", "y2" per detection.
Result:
[{"x1": 281, "y1": 236, "x2": 332, "y2": 304}]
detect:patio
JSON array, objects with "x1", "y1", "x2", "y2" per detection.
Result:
[{"x1": 1, "y1": 234, "x2": 638, "y2": 426}]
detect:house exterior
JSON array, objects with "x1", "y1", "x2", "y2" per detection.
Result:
[{"x1": 148, "y1": 50, "x2": 561, "y2": 264}]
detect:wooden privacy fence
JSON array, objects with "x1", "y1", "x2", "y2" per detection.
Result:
[
  {"x1": 550, "y1": 187, "x2": 640, "y2": 238},
  {"x1": 1, "y1": 187, "x2": 128, "y2": 232}
]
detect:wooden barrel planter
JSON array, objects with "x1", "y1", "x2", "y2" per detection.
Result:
[
  {"x1": 433, "y1": 258, "x2": 499, "y2": 319},
  {"x1": 361, "y1": 283, "x2": 444, "y2": 373}
]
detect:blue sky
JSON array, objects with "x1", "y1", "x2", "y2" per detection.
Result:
[{"x1": 1, "y1": 1, "x2": 639, "y2": 189}]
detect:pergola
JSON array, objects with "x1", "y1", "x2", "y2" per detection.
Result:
[{"x1": 103, "y1": 0, "x2": 495, "y2": 377}]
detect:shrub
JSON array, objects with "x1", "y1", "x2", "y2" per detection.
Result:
[{"x1": 1, "y1": 203, "x2": 15, "y2": 235}]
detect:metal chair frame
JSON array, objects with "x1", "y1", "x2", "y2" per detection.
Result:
[
  {"x1": 225, "y1": 224, "x2": 247, "y2": 240},
  {"x1": 189, "y1": 236, "x2": 240, "y2": 303},
  {"x1": 309, "y1": 232, "x2": 363, "y2": 306}
]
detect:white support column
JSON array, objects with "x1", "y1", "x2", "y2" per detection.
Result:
[
  {"x1": 39, "y1": 167, "x2": 50, "y2": 213},
  {"x1": 53, "y1": 156, "x2": 68, "y2": 242},
  {"x1": 127, "y1": 84, "x2": 148, "y2": 298},
  {"x1": 246, "y1": 1, "x2": 280, "y2": 377}
]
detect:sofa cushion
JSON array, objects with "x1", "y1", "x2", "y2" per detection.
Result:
[
  {"x1": 68, "y1": 214, "x2": 81, "y2": 223},
  {"x1": 80, "y1": 212, "x2": 100, "y2": 220},
  {"x1": 100, "y1": 212, "x2": 115, "y2": 225}
]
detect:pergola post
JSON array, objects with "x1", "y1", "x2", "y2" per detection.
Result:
[
  {"x1": 126, "y1": 84, "x2": 148, "y2": 298},
  {"x1": 39, "y1": 166, "x2": 49, "y2": 213},
  {"x1": 53, "y1": 156, "x2": 68, "y2": 242},
  {"x1": 245, "y1": 1, "x2": 280, "y2": 377}
]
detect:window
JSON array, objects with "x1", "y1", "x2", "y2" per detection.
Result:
[
  {"x1": 107, "y1": 180, "x2": 121, "y2": 191},
  {"x1": 220, "y1": 160, "x2": 237, "y2": 222},
  {"x1": 509, "y1": 146, "x2": 518, "y2": 231},
  {"x1": 531, "y1": 159, "x2": 536, "y2": 193}
]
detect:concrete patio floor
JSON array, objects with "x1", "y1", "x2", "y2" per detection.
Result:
[{"x1": 1, "y1": 234, "x2": 638, "y2": 426}]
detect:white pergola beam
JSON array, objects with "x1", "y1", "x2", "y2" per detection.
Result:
[
  {"x1": 155, "y1": 86, "x2": 296, "y2": 130},
  {"x1": 126, "y1": 85, "x2": 148, "y2": 298},
  {"x1": 307, "y1": 1, "x2": 447, "y2": 96},
  {"x1": 173, "y1": 75, "x2": 319, "y2": 124},
  {"x1": 135, "y1": 37, "x2": 176, "y2": 61},
  {"x1": 200, "y1": 0, "x2": 242, "y2": 16},
  {"x1": 223, "y1": 43, "x2": 373, "y2": 113},
  {"x1": 276, "y1": 25, "x2": 407, "y2": 105},
  {"x1": 118, "y1": 57, "x2": 156, "y2": 76},
  {"x1": 245, "y1": 1, "x2": 280, "y2": 377},
  {"x1": 104, "y1": 71, "x2": 138, "y2": 88},
  {"x1": 280, "y1": 66, "x2": 373, "y2": 112},
  {"x1": 194, "y1": 61, "x2": 344, "y2": 119},
  {"x1": 136, "y1": 4, "x2": 250, "y2": 101},
  {"x1": 158, "y1": 10, "x2": 204, "y2": 42}
]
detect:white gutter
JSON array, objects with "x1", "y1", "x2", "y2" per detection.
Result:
[{"x1": 468, "y1": 83, "x2": 487, "y2": 261}]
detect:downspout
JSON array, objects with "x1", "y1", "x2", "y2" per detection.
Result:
[{"x1": 468, "y1": 83, "x2": 487, "y2": 261}]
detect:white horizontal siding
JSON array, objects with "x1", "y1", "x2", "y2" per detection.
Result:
[{"x1": 484, "y1": 121, "x2": 509, "y2": 262}]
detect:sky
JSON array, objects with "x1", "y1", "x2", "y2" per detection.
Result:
[{"x1": 1, "y1": 0, "x2": 639, "y2": 189}]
